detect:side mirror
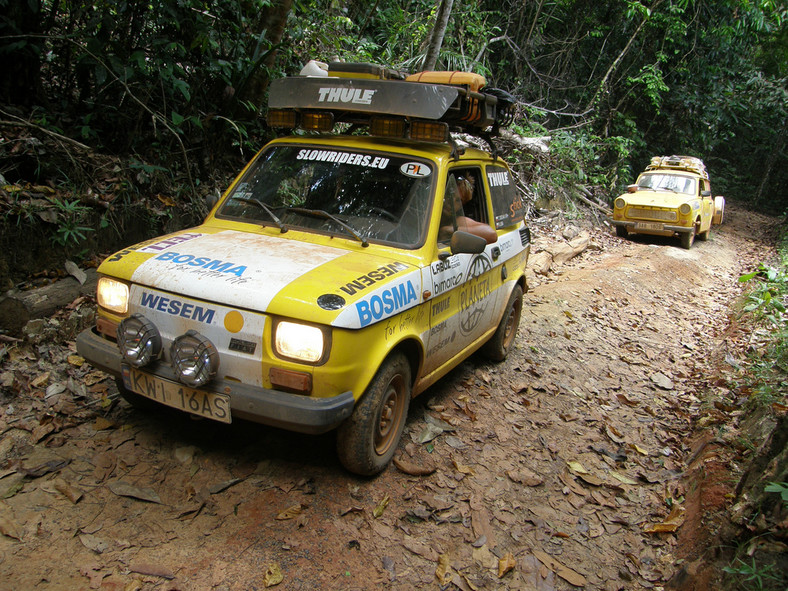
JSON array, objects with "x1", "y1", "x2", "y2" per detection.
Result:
[
  {"x1": 450, "y1": 231, "x2": 487, "y2": 255},
  {"x1": 206, "y1": 190, "x2": 220, "y2": 212},
  {"x1": 627, "y1": 184, "x2": 639, "y2": 193},
  {"x1": 701, "y1": 190, "x2": 711, "y2": 197}
]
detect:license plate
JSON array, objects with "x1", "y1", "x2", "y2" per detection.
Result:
[
  {"x1": 635, "y1": 222, "x2": 664, "y2": 231},
  {"x1": 121, "y1": 366, "x2": 231, "y2": 423}
]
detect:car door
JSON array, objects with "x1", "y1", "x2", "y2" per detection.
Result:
[{"x1": 423, "y1": 166, "x2": 502, "y2": 374}]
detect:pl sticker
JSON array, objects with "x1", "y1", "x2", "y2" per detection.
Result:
[{"x1": 400, "y1": 162, "x2": 431, "y2": 178}]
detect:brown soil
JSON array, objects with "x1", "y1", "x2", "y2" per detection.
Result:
[{"x1": 0, "y1": 204, "x2": 781, "y2": 590}]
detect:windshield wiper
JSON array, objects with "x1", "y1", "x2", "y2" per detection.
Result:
[
  {"x1": 287, "y1": 207, "x2": 369, "y2": 247},
  {"x1": 233, "y1": 197, "x2": 288, "y2": 233}
]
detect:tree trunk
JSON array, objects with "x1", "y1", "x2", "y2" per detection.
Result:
[
  {"x1": 235, "y1": 0, "x2": 294, "y2": 117},
  {"x1": 423, "y1": 0, "x2": 455, "y2": 71}
]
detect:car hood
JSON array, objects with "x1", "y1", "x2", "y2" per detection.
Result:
[
  {"x1": 98, "y1": 228, "x2": 423, "y2": 329},
  {"x1": 620, "y1": 190, "x2": 695, "y2": 208}
]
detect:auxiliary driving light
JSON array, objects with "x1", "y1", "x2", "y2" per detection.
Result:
[
  {"x1": 117, "y1": 314, "x2": 162, "y2": 367},
  {"x1": 171, "y1": 331, "x2": 220, "y2": 387}
]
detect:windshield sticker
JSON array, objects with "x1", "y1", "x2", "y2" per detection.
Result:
[
  {"x1": 356, "y1": 279, "x2": 419, "y2": 328},
  {"x1": 340, "y1": 262, "x2": 408, "y2": 296},
  {"x1": 296, "y1": 149, "x2": 389, "y2": 169},
  {"x1": 400, "y1": 162, "x2": 431, "y2": 178},
  {"x1": 139, "y1": 232, "x2": 203, "y2": 254},
  {"x1": 154, "y1": 252, "x2": 247, "y2": 277}
]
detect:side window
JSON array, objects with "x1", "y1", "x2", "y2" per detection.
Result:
[
  {"x1": 438, "y1": 168, "x2": 488, "y2": 242},
  {"x1": 487, "y1": 165, "x2": 524, "y2": 229}
]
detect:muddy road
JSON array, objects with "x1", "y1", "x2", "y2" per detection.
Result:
[{"x1": 0, "y1": 205, "x2": 779, "y2": 590}]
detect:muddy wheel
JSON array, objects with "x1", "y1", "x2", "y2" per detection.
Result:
[
  {"x1": 697, "y1": 226, "x2": 710, "y2": 241},
  {"x1": 481, "y1": 284, "x2": 523, "y2": 362},
  {"x1": 615, "y1": 225, "x2": 628, "y2": 238},
  {"x1": 337, "y1": 353, "x2": 411, "y2": 476},
  {"x1": 680, "y1": 226, "x2": 695, "y2": 249},
  {"x1": 115, "y1": 378, "x2": 160, "y2": 411}
]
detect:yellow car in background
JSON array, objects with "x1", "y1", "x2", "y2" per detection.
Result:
[
  {"x1": 77, "y1": 65, "x2": 530, "y2": 475},
  {"x1": 612, "y1": 155, "x2": 725, "y2": 249}
]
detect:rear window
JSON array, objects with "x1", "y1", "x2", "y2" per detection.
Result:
[{"x1": 487, "y1": 165, "x2": 524, "y2": 229}]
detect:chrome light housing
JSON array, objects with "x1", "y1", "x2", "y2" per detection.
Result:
[
  {"x1": 171, "y1": 331, "x2": 220, "y2": 387},
  {"x1": 117, "y1": 314, "x2": 161, "y2": 367},
  {"x1": 679, "y1": 203, "x2": 691, "y2": 215},
  {"x1": 274, "y1": 321, "x2": 325, "y2": 363},
  {"x1": 97, "y1": 277, "x2": 129, "y2": 314},
  {"x1": 614, "y1": 197, "x2": 626, "y2": 210}
]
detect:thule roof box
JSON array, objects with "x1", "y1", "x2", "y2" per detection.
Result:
[{"x1": 266, "y1": 64, "x2": 515, "y2": 143}]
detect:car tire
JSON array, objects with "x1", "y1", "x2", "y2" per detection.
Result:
[
  {"x1": 115, "y1": 378, "x2": 161, "y2": 411},
  {"x1": 615, "y1": 225, "x2": 628, "y2": 238},
  {"x1": 336, "y1": 353, "x2": 411, "y2": 476},
  {"x1": 680, "y1": 226, "x2": 695, "y2": 249},
  {"x1": 481, "y1": 284, "x2": 523, "y2": 362},
  {"x1": 697, "y1": 227, "x2": 710, "y2": 241}
]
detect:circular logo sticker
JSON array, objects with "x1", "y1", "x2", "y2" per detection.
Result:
[{"x1": 400, "y1": 162, "x2": 431, "y2": 178}]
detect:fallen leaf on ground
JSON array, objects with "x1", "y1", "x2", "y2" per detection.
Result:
[
  {"x1": 567, "y1": 461, "x2": 589, "y2": 475},
  {"x1": 452, "y1": 458, "x2": 475, "y2": 475},
  {"x1": 0, "y1": 515, "x2": 22, "y2": 540},
  {"x1": 54, "y1": 478, "x2": 83, "y2": 504},
  {"x1": 107, "y1": 481, "x2": 162, "y2": 504},
  {"x1": 643, "y1": 503, "x2": 685, "y2": 533},
  {"x1": 498, "y1": 552, "x2": 516, "y2": 577},
  {"x1": 533, "y1": 550, "x2": 586, "y2": 587},
  {"x1": 393, "y1": 455, "x2": 436, "y2": 476},
  {"x1": 129, "y1": 561, "x2": 175, "y2": 579},
  {"x1": 264, "y1": 563, "x2": 283, "y2": 587},
  {"x1": 435, "y1": 554, "x2": 453, "y2": 585},
  {"x1": 506, "y1": 468, "x2": 543, "y2": 486},
  {"x1": 373, "y1": 494, "x2": 390, "y2": 518},
  {"x1": 79, "y1": 533, "x2": 109, "y2": 554},
  {"x1": 276, "y1": 504, "x2": 305, "y2": 520},
  {"x1": 608, "y1": 470, "x2": 638, "y2": 485}
]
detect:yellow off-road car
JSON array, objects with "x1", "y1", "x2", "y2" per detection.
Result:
[
  {"x1": 611, "y1": 155, "x2": 725, "y2": 249},
  {"x1": 77, "y1": 63, "x2": 530, "y2": 475}
]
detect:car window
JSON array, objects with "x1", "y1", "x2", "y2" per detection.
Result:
[
  {"x1": 638, "y1": 173, "x2": 697, "y2": 195},
  {"x1": 217, "y1": 145, "x2": 435, "y2": 248}
]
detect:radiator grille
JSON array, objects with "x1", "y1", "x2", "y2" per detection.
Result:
[{"x1": 627, "y1": 207, "x2": 677, "y2": 222}]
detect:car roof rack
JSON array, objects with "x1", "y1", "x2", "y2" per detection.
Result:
[
  {"x1": 266, "y1": 63, "x2": 516, "y2": 146},
  {"x1": 646, "y1": 155, "x2": 708, "y2": 179}
]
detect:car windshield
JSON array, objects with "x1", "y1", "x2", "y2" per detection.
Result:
[
  {"x1": 638, "y1": 173, "x2": 697, "y2": 195},
  {"x1": 217, "y1": 145, "x2": 435, "y2": 247}
]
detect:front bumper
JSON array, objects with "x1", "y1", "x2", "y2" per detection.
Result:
[
  {"x1": 76, "y1": 327, "x2": 355, "y2": 434},
  {"x1": 612, "y1": 220, "x2": 693, "y2": 235}
]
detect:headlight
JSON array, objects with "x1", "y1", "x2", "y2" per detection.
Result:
[
  {"x1": 679, "y1": 203, "x2": 691, "y2": 215},
  {"x1": 614, "y1": 198, "x2": 626, "y2": 210},
  {"x1": 275, "y1": 321, "x2": 325, "y2": 363},
  {"x1": 171, "y1": 331, "x2": 220, "y2": 387},
  {"x1": 97, "y1": 277, "x2": 129, "y2": 314},
  {"x1": 117, "y1": 314, "x2": 161, "y2": 367}
]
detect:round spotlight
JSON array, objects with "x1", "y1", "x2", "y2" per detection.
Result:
[
  {"x1": 171, "y1": 331, "x2": 220, "y2": 387},
  {"x1": 117, "y1": 314, "x2": 162, "y2": 367}
]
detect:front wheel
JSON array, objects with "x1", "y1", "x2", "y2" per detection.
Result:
[
  {"x1": 680, "y1": 226, "x2": 695, "y2": 249},
  {"x1": 615, "y1": 225, "x2": 628, "y2": 238},
  {"x1": 337, "y1": 353, "x2": 411, "y2": 476},
  {"x1": 481, "y1": 284, "x2": 523, "y2": 361}
]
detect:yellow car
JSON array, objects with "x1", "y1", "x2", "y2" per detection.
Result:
[
  {"x1": 611, "y1": 155, "x2": 725, "y2": 249},
  {"x1": 77, "y1": 66, "x2": 530, "y2": 474}
]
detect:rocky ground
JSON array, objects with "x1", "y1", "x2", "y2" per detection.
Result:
[{"x1": 0, "y1": 204, "x2": 781, "y2": 590}]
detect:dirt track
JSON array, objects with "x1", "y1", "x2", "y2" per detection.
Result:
[{"x1": 0, "y1": 204, "x2": 779, "y2": 590}]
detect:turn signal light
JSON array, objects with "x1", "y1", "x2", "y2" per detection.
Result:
[
  {"x1": 266, "y1": 109, "x2": 297, "y2": 128},
  {"x1": 302, "y1": 112, "x2": 334, "y2": 132},
  {"x1": 410, "y1": 120, "x2": 449, "y2": 142},
  {"x1": 370, "y1": 116, "x2": 406, "y2": 138}
]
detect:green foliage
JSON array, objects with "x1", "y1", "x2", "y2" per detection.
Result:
[
  {"x1": 764, "y1": 481, "x2": 788, "y2": 505},
  {"x1": 723, "y1": 557, "x2": 785, "y2": 591},
  {"x1": 49, "y1": 198, "x2": 93, "y2": 248}
]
